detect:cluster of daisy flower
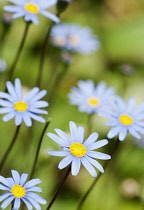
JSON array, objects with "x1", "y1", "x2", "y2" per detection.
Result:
[{"x1": 0, "y1": 0, "x2": 144, "y2": 209}]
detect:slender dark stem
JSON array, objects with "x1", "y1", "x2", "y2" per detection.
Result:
[
  {"x1": 46, "y1": 166, "x2": 71, "y2": 210},
  {"x1": 76, "y1": 139, "x2": 120, "y2": 210},
  {"x1": 0, "y1": 125, "x2": 21, "y2": 171},
  {"x1": 5, "y1": 22, "x2": 30, "y2": 83},
  {"x1": 36, "y1": 23, "x2": 54, "y2": 88},
  {"x1": 29, "y1": 119, "x2": 51, "y2": 179}
]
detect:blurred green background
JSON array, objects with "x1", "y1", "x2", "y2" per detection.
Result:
[{"x1": 0, "y1": 0, "x2": 144, "y2": 210}]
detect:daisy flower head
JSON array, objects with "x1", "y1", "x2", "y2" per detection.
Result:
[
  {"x1": 47, "y1": 121, "x2": 111, "y2": 177},
  {"x1": 68, "y1": 80, "x2": 116, "y2": 114},
  {"x1": 0, "y1": 78, "x2": 48, "y2": 127},
  {"x1": 99, "y1": 96, "x2": 144, "y2": 141},
  {"x1": 50, "y1": 23, "x2": 100, "y2": 54},
  {"x1": 4, "y1": 0, "x2": 60, "y2": 25},
  {"x1": 0, "y1": 170, "x2": 47, "y2": 210}
]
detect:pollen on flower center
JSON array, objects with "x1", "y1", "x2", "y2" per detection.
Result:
[
  {"x1": 69, "y1": 142, "x2": 87, "y2": 157},
  {"x1": 88, "y1": 97, "x2": 99, "y2": 107},
  {"x1": 14, "y1": 101, "x2": 28, "y2": 112},
  {"x1": 11, "y1": 184, "x2": 26, "y2": 198},
  {"x1": 24, "y1": 3, "x2": 39, "y2": 14},
  {"x1": 68, "y1": 36, "x2": 80, "y2": 46},
  {"x1": 119, "y1": 114, "x2": 133, "y2": 126}
]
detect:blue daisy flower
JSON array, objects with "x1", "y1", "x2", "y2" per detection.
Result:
[
  {"x1": 50, "y1": 23, "x2": 100, "y2": 54},
  {"x1": 4, "y1": 0, "x2": 60, "y2": 25},
  {"x1": 0, "y1": 78, "x2": 48, "y2": 127},
  {"x1": 0, "y1": 170, "x2": 47, "y2": 210},
  {"x1": 68, "y1": 80, "x2": 116, "y2": 114},
  {"x1": 47, "y1": 121, "x2": 111, "y2": 177},
  {"x1": 99, "y1": 96, "x2": 144, "y2": 141}
]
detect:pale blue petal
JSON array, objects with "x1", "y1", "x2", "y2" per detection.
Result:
[
  {"x1": 6, "y1": 81, "x2": 18, "y2": 100},
  {"x1": 1, "y1": 196, "x2": 14, "y2": 209},
  {"x1": 85, "y1": 156, "x2": 104, "y2": 173},
  {"x1": 40, "y1": 0, "x2": 57, "y2": 9},
  {"x1": 13, "y1": 198, "x2": 20, "y2": 210},
  {"x1": 47, "y1": 133, "x2": 69, "y2": 146},
  {"x1": 84, "y1": 132, "x2": 98, "y2": 146},
  {"x1": 0, "y1": 100, "x2": 13, "y2": 107},
  {"x1": 0, "y1": 184, "x2": 10, "y2": 191},
  {"x1": 15, "y1": 113, "x2": 23, "y2": 126},
  {"x1": 127, "y1": 97, "x2": 135, "y2": 112},
  {"x1": 71, "y1": 157, "x2": 81, "y2": 176},
  {"x1": 129, "y1": 127, "x2": 141, "y2": 139},
  {"x1": 30, "y1": 90, "x2": 47, "y2": 102},
  {"x1": 15, "y1": 78, "x2": 22, "y2": 100},
  {"x1": 21, "y1": 198, "x2": 32, "y2": 210},
  {"x1": 48, "y1": 150, "x2": 70, "y2": 156},
  {"x1": 0, "y1": 176, "x2": 12, "y2": 187},
  {"x1": 133, "y1": 125, "x2": 144, "y2": 135},
  {"x1": 3, "y1": 111, "x2": 16, "y2": 122},
  {"x1": 24, "y1": 87, "x2": 39, "y2": 102},
  {"x1": 107, "y1": 126, "x2": 121, "y2": 139},
  {"x1": 22, "y1": 113, "x2": 32, "y2": 127},
  {"x1": 26, "y1": 193, "x2": 46, "y2": 204},
  {"x1": 28, "y1": 113, "x2": 46, "y2": 123},
  {"x1": 24, "y1": 179, "x2": 41, "y2": 189},
  {"x1": 25, "y1": 197, "x2": 41, "y2": 210},
  {"x1": 77, "y1": 126, "x2": 84, "y2": 143},
  {"x1": 26, "y1": 186, "x2": 42, "y2": 193},
  {"x1": 0, "y1": 193, "x2": 11, "y2": 202},
  {"x1": 20, "y1": 173, "x2": 28, "y2": 186},
  {"x1": 81, "y1": 157, "x2": 97, "y2": 177},
  {"x1": 54, "y1": 129, "x2": 71, "y2": 143},
  {"x1": 0, "y1": 92, "x2": 13, "y2": 102},
  {"x1": 119, "y1": 127, "x2": 128, "y2": 141},
  {"x1": 87, "y1": 151, "x2": 111, "y2": 160},
  {"x1": 6, "y1": 178, "x2": 14, "y2": 187},
  {"x1": 69, "y1": 121, "x2": 78, "y2": 142},
  {"x1": 87, "y1": 139, "x2": 108, "y2": 150},
  {"x1": 0, "y1": 107, "x2": 13, "y2": 114},
  {"x1": 40, "y1": 11, "x2": 60, "y2": 23},
  {"x1": 12, "y1": 170, "x2": 20, "y2": 184},
  {"x1": 30, "y1": 101, "x2": 48, "y2": 108},
  {"x1": 58, "y1": 155, "x2": 73, "y2": 169},
  {"x1": 28, "y1": 108, "x2": 48, "y2": 115}
]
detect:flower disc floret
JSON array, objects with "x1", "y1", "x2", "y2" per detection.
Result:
[
  {"x1": 88, "y1": 97, "x2": 99, "y2": 107},
  {"x1": 11, "y1": 184, "x2": 26, "y2": 198},
  {"x1": 47, "y1": 121, "x2": 111, "y2": 177},
  {"x1": 119, "y1": 114, "x2": 133, "y2": 126},
  {"x1": 24, "y1": 3, "x2": 39, "y2": 14},
  {"x1": 69, "y1": 142, "x2": 87, "y2": 157},
  {"x1": 14, "y1": 101, "x2": 28, "y2": 112}
]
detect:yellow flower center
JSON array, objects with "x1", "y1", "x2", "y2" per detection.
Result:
[
  {"x1": 14, "y1": 101, "x2": 28, "y2": 112},
  {"x1": 119, "y1": 114, "x2": 133, "y2": 126},
  {"x1": 88, "y1": 97, "x2": 99, "y2": 107},
  {"x1": 53, "y1": 37, "x2": 66, "y2": 47},
  {"x1": 69, "y1": 142, "x2": 87, "y2": 157},
  {"x1": 68, "y1": 36, "x2": 79, "y2": 46},
  {"x1": 24, "y1": 3, "x2": 39, "y2": 14},
  {"x1": 11, "y1": 184, "x2": 26, "y2": 198}
]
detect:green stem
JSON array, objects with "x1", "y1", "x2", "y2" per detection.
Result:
[
  {"x1": 5, "y1": 22, "x2": 30, "y2": 83},
  {"x1": 0, "y1": 125, "x2": 21, "y2": 171},
  {"x1": 76, "y1": 139, "x2": 120, "y2": 210},
  {"x1": 46, "y1": 166, "x2": 71, "y2": 210},
  {"x1": 29, "y1": 119, "x2": 51, "y2": 180}
]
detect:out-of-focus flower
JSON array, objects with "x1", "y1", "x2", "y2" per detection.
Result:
[
  {"x1": 0, "y1": 170, "x2": 47, "y2": 210},
  {"x1": 99, "y1": 97, "x2": 144, "y2": 141},
  {"x1": 1, "y1": 13, "x2": 13, "y2": 25},
  {"x1": 0, "y1": 78, "x2": 48, "y2": 127},
  {"x1": 4, "y1": 0, "x2": 60, "y2": 25},
  {"x1": 120, "y1": 178, "x2": 140, "y2": 198},
  {"x1": 0, "y1": 58, "x2": 7, "y2": 72},
  {"x1": 50, "y1": 23, "x2": 100, "y2": 54},
  {"x1": 47, "y1": 121, "x2": 111, "y2": 177},
  {"x1": 68, "y1": 80, "x2": 116, "y2": 114}
]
